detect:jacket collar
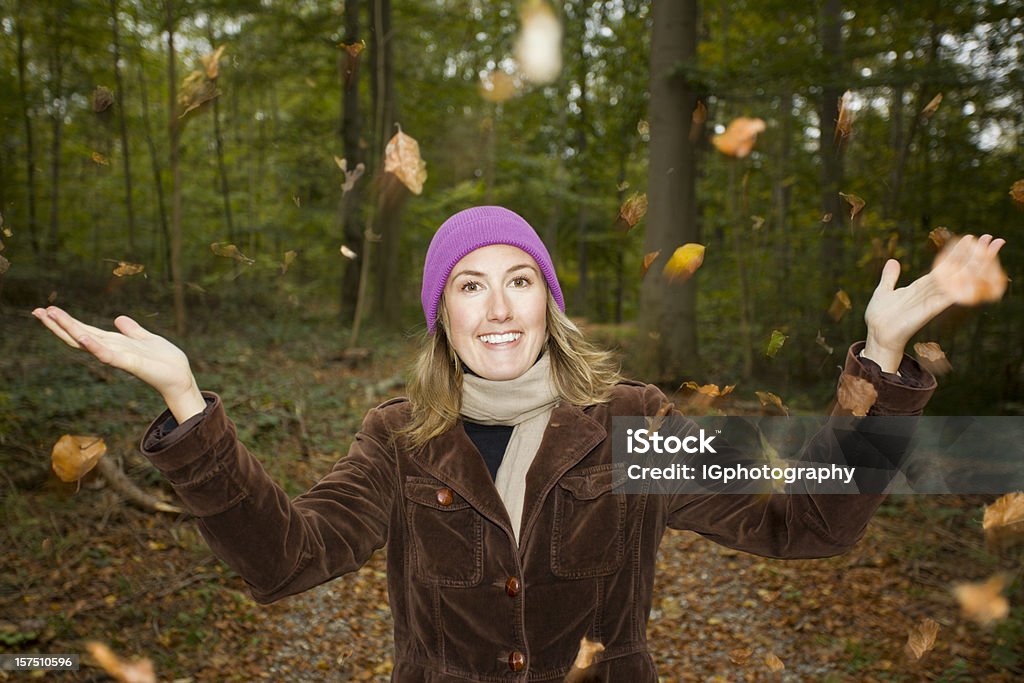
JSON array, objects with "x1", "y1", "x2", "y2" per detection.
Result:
[{"x1": 412, "y1": 402, "x2": 607, "y2": 547}]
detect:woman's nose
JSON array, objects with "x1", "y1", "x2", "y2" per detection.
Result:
[{"x1": 487, "y1": 289, "x2": 512, "y2": 321}]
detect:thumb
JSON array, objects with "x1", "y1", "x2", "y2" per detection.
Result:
[
  {"x1": 876, "y1": 259, "x2": 901, "y2": 292},
  {"x1": 113, "y1": 315, "x2": 150, "y2": 339}
]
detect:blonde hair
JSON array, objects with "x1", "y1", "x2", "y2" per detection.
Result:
[{"x1": 398, "y1": 295, "x2": 622, "y2": 450}]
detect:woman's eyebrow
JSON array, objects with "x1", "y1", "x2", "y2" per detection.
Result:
[{"x1": 450, "y1": 264, "x2": 539, "y2": 280}]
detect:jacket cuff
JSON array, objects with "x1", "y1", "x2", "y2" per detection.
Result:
[
  {"x1": 843, "y1": 342, "x2": 937, "y2": 415},
  {"x1": 139, "y1": 392, "x2": 236, "y2": 485}
]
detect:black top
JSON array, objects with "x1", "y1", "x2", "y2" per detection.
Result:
[{"x1": 462, "y1": 421, "x2": 513, "y2": 481}]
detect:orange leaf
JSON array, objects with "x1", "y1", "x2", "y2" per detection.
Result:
[
  {"x1": 837, "y1": 373, "x2": 878, "y2": 416},
  {"x1": 904, "y1": 618, "x2": 939, "y2": 660},
  {"x1": 929, "y1": 227, "x2": 954, "y2": 249},
  {"x1": 931, "y1": 235, "x2": 1008, "y2": 305},
  {"x1": 341, "y1": 41, "x2": 365, "y2": 59},
  {"x1": 92, "y1": 151, "x2": 110, "y2": 166},
  {"x1": 640, "y1": 251, "x2": 660, "y2": 279},
  {"x1": 690, "y1": 100, "x2": 707, "y2": 142},
  {"x1": 983, "y1": 492, "x2": 1024, "y2": 550},
  {"x1": 618, "y1": 192, "x2": 648, "y2": 230},
  {"x1": 681, "y1": 381, "x2": 735, "y2": 398},
  {"x1": 210, "y1": 242, "x2": 255, "y2": 265},
  {"x1": 384, "y1": 126, "x2": 427, "y2": 195},
  {"x1": 112, "y1": 262, "x2": 145, "y2": 278},
  {"x1": 712, "y1": 117, "x2": 766, "y2": 158},
  {"x1": 953, "y1": 574, "x2": 1010, "y2": 625},
  {"x1": 728, "y1": 648, "x2": 753, "y2": 666},
  {"x1": 86, "y1": 642, "x2": 156, "y2": 683},
  {"x1": 662, "y1": 243, "x2": 705, "y2": 283},
  {"x1": 1009, "y1": 180, "x2": 1024, "y2": 206},
  {"x1": 913, "y1": 342, "x2": 952, "y2": 376},
  {"x1": 920, "y1": 93, "x2": 942, "y2": 118},
  {"x1": 515, "y1": 0, "x2": 563, "y2": 84},
  {"x1": 838, "y1": 192, "x2": 865, "y2": 220},
  {"x1": 835, "y1": 90, "x2": 854, "y2": 142},
  {"x1": 828, "y1": 289, "x2": 852, "y2": 322},
  {"x1": 51, "y1": 435, "x2": 107, "y2": 483},
  {"x1": 764, "y1": 652, "x2": 785, "y2": 672}
]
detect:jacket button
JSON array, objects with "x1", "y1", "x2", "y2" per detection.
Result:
[
  {"x1": 508, "y1": 651, "x2": 525, "y2": 672},
  {"x1": 436, "y1": 487, "x2": 454, "y2": 506},
  {"x1": 505, "y1": 576, "x2": 520, "y2": 597}
]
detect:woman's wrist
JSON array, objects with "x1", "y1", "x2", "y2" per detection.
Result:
[
  {"x1": 861, "y1": 335, "x2": 904, "y2": 374},
  {"x1": 163, "y1": 378, "x2": 206, "y2": 424}
]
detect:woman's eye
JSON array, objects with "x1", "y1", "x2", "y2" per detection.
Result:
[
  {"x1": 461, "y1": 281, "x2": 481, "y2": 292},
  {"x1": 511, "y1": 276, "x2": 531, "y2": 287}
]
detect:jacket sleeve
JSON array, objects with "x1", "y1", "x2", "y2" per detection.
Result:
[
  {"x1": 140, "y1": 392, "x2": 396, "y2": 603},
  {"x1": 662, "y1": 342, "x2": 936, "y2": 559}
]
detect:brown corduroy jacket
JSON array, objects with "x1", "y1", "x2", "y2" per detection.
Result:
[{"x1": 141, "y1": 342, "x2": 935, "y2": 682}]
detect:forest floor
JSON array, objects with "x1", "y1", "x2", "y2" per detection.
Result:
[{"x1": 1, "y1": 305, "x2": 1022, "y2": 682}]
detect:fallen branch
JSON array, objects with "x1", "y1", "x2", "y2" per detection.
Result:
[{"x1": 95, "y1": 457, "x2": 183, "y2": 514}]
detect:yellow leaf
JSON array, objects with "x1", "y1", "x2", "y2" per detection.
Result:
[
  {"x1": 905, "y1": 618, "x2": 939, "y2": 661},
  {"x1": 712, "y1": 117, "x2": 766, "y2": 158},
  {"x1": 51, "y1": 435, "x2": 107, "y2": 483},
  {"x1": 953, "y1": 574, "x2": 1010, "y2": 626},
  {"x1": 765, "y1": 330, "x2": 787, "y2": 358},
  {"x1": 662, "y1": 243, "x2": 705, "y2": 284},
  {"x1": 341, "y1": 41, "x2": 365, "y2": 59},
  {"x1": 202, "y1": 45, "x2": 226, "y2": 80},
  {"x1": 515, "y1": 0, "x2": 563, "y2": 84},
  {"x1": 383, "y1": 126, "x2": 427, "y2": 195},
  {"x1": 112, "y1": 262, "x2": 145, "y2": 278},
  {"x1": 838, "y1": 192, "x2": 865, "y2": 220},
  {"x1": 821, "y1": 212, "x2": 833, "y2": 223},
  {"x1": 280, "y1": 250, "x2": 297, "y2": 275},
  {"x1": 618, "y1": 192, "x2": 648, "y2": 230}
]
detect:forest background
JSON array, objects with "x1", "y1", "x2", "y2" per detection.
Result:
[{"x1": 2, "y1": 0, "x2": 1024, "y2": 681}]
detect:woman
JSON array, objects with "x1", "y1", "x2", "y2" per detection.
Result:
[{"x1": 34, "y1": 206, "x2": 1005, "y2": 680}]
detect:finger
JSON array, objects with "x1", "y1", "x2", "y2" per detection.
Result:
[
  {"x1": 34, "y1": 308, "x2": 81, "y2": 349},
  {"x1": 114, "y1": 315, "x2": 151, "y2": 340},
  {"x1": 876, "y1": 259, "x2": 901, "y2": 292},
  {"x1": 44, "y1": 306, "x2": 110, "y2": 343},
  {"x1": 76, "y1": 333, "x2": 124, "y2": 368},
  {"x1": 988, "y1": 237, "x2": 1006, "y2": 258},
  {"x1": 966, "y1": 234, "x2": 994, "y2": 271}
]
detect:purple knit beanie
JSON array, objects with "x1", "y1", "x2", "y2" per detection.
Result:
[{"x1": 421, "y1": 206, "x2": 565, "y2": 334}]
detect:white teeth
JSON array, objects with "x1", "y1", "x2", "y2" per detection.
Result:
[{"x1": 479, "y1": 332, "x2": 521, "y2": 344}]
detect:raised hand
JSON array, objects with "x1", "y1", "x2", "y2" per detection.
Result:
[
  {"x1": 862, "y1": 234, "x2": 1007, "y2": 373},
  {"x1": 32, "y1": 306, "x2": 206, "y2": 422}
]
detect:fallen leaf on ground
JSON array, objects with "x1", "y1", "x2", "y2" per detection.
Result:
[
  {"x1": 712, "y1": 117, "x2": 766, "y2": 158},
  {"x1": 837, "y1": 373, "x2": 877, "y2": 416},
  {"x1": 839, "y1": 192, "x2": 865, "y2": 220},
  {"x1": 913, "y1": 342, "x2": 952, "y2": 376},
  {"x1": 210, "y1": 242, "x2": 255, "y2": 265},
  {"x1": 86, "y1": 642, "x2": 156, "y2": 683},
  {"x1": 383, "y1": 126, "x2": 427, "y2": 195},
  {"x1": 765, "y1": 330, "x2": 787, "y2": 358},
  {"x1": 51, "y1": 435, "x2": 107, "y2": 483},
  {"x1": 641, "y1": 251, "x2": 660, "y2": 279},
  {"x1": 663, "y1": 244, "x2": 705, "y2": 283},
  {"x1": 618, "y1": 192, "x2": 647, "y2": 230},
  {"x1": 113, "y1": 262, "x2": 145, "y2": 277},
  {"x1": 983, "y1": 492, "x2": 1024, "y2": 550},
  {"x1": 515, "y1": 0, "x2": 562, "y2": 84},
  {"x1": 828, "y1": 289, "x2": 852, "y2": 321},
  {"x1": 920, "y1": 93, "x2": 942, "y2": 118},
  {"x1": 953, "y1": 574, "x2": 1009, "y2": 626},
  {"x1": 905, "y1": 618, "x2": 939, "y2": 660},
  {"x1": 729, "y1": 648, "x2": 753, "y2": 665},
  {"x1": 765, "y1": 652, "x2": 785, "y2": 672}
]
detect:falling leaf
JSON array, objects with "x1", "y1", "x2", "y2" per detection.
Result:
[
  {"x1": 913, "y1": 342, "x2": 952, "y2": 376},
  {"x1": 764, "y1": 652, "x2": 785, "y2": 672},
  {"x1": 1009, "y1": 180, "x2": 1024, "y2": 206},
  {"x1": 178, "y1": 67, "x2": 220, "y2": 118},
  {"x1": 751, "y1": 215, "x2": 766, "y2": 231},
  {"x1": 47, "y1": 290, "x2": 57, "y2": 303},
  {"x1": 514, "y1": 0, "x2": 562, "y2": 84},
  {"x1": 0, "y1": 238, "x2": 4, "y2": 252},
  {"x1": 953, "y1": 574, "x2": 1009, "y2": 626},
  {"x1": 983, "y1": 492, "x2": 1024, "y2": 550},
  {"x1": 618, "y1": 192, "x2": 648, "y2": 230},
  {"x1": 929, "y1": 227, "x2": 954, "y2": 249},
  {"x1": 821, "y1": 213, "x2": 833, "y2": 223},
  {"x1": 617, "y1": 180, "x2": 630, "y2": 192},
  {"x1": 663, "y1": 243, "x2": 706, "y2": 283},
  {"x1": 51, "y1": 435, "x2": 107, "y2": 483},
  {"x1": 112, "y1": 262, "x2": 145, "y2": 277},
  {"x1": 92, "y1": 151, "x2": 110, "y2": 166},
  {"x1": 839, "y1": 192, "x2": 865, "y2": 220},
  {"x1": 765, "y1": 330, "x2": 787, "y2": 358},
  {"x1": 0, "y1": 255, "x2": 9, "y2": 275},
  {"x1": 93, "y1": 86, "x2": 114, "y2": 113},
  {"x1": 292, "y1": 195, "x2": 300, "y2": 207},
  {"x1": 905, "y1": 618, "x2": 939, "y2": 660},
  {"x1": 570, "y1": 637, "x2": 604, "y2": 670},
  {"x1": 815, "y1": 330, "x2": 833, "y2": 355},
  {"x1": 646, "y1": 401, "x2": 673, "y2": 432},
  {"x1": 711, "y1": 117, "x2": 766, "y2": 158},
  {"x1": 280, "y1": 250, "x2": 297, "y2": 275},
  {"x1": 755, "y1": 391, "x2": 788, "y2": 415},
  {"x1": 210, "y1": 242, "x2": 255, "y2": 265},
  {"x1": 920, "y1": 93, "x2": 943, "y2": 118},
  {"x1": 383, "y1": 126, "x2": 427, "y2": 195},
  {"x1": 637, "y1": 120, "x2": 650, "y2": 137},
  {"x1": 340, "y1": 245, "x2": 358, "y2": 260},
  {"x1": 728, "y1": 648, "x2": 753, "y2": 666},
  {"x1": 690, "y1": 100, "x2": 707, "y2": 142},
  {"x1": 641, "y1": 251, "x2": 660, "y2": 279},
  {"x1": 837, "y1": 373, "x2": 878, "y2": 416},
  {"x1": 931, "y1": 235, "x2": 1008, "y2": 305},
  {"x1": 835, "y1": 90, "x2": 854, "y2": 142},
  {"x1": 202, "y1": 45, "x2": 226, "y2": 80},
  {"x1": 681, "y1": 382, "x2": 735, "y2": 398},
  {"x1": 828, "y1": 289, "x2": 852, "y2": 322},
  {"x1": 341, "y1": 162, "x2": 365, "y2": 194},
  {"x1": 86, "y1": 642, "x2": 156, "y2": 683},
  {"x1": 479, "y1": 70, "x2": 519, "y2": 102},
  {"x1": 341, "y1": 41, "x2": 365, "y2": 59}
]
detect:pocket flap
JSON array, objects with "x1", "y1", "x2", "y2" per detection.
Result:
[{"x1": 558, "y1": 466, "x2": 627, "y2": 500}]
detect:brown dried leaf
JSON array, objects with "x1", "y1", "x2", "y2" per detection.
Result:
[
  {"x1": 177, "y1": 69, "x2": 220, "y2": 118},
  {"x1": 113, "y1": 262, "x2": 145, "y2": 278},
  {"x1": 646, "y1": 401, "x2": 673, "y2": 433},
  {"x1": 618, "y1": 192, "x2": 648, "y2": 229},
  {"x1": 662, "y1": 244, "x2": 705, "y2": 284},
  {"x1": 920, "y1": 93, "x2": 943, "y2": 118},
  {"x1": 51, "y1": 435, "x2": 107, "y2": 483},
  {"x1": 93, "y1": 86, "x2": 115, "y2": 113},
  {"x1": 202, "y1": 45, "x2": 226, "y2": 80},
  {"x1": 828, "y1": 289, "x2": 852, "y2": 322},
  {"x1": 1009, "y1": 180, "x2": 1024, "y2": 206},
  {"x1": 515, "y1": 0, "x2": 563, "y2": 84},
  {"x1": 837, "y1": 373, "x2": 878, "y2": 416},
  {"x1": 983, "y1": 492, "x2": 1024, "y2": 550},
  {"x1": 92, "y1": 151, "x2": 110, "y2": 166},
  {"x1": 86, "y1": 642, "x2": 156, "y2": 683},
  {"x1": 210, "y1": 242, "x2": 255, "y2": 265},
  {"x1": 913, "y1": 342, "x2": 952, "y2": 376},
  {"x1": 341, "y1": 41, "x2": 365, "y2": 59},
  {"x1": 681, "y1": 382, "x2": 735, "y2": 398},
  {"x1": 570, "y1": 637, "x2": 604, "y2": 670},
  {"x1": 953, "y1": 574, "x2": 1010, "y2": 626},
  {"x1": 929, "y1": 227, "x2": 953, "y2": 249},
  {"x1": 821, "y1": 213, "x2": 833, "y2": 223},
  {"x1": 712, "y1": 117, "x2": 766, "y2": 158},
  {"x1": 641, "y1": 251, "x2": 660, "y2": 279},
  {"x1": 690, "y1": 100, "x2": 707, "y2": 142},
  {"x1": 755, "y1": 391, "x2": 788, "y2": 415},
  {"x1": 479, "y1": 70, "x2": 519, "y2": 103},
  {"x1": 839, "y1": 192, "x2": 865, "y2": 220},
  {"x1": 931, "y1": 235, "x2": 1008, "y2": 305},
  {"x1": 904, "y1": 618, "x2": 939, "y2": 660},
  {"x1": 383, "y1": 127, "x2": 427, "y2": 195},
  {"x1": 835, "y1": 90, "x2": 854, "y2": 142},
  {"x1": 729, "y1": 648, "x2": 753, "y2": 666},
  {"x1": 765, "y1": 652, "x2": 785, "y2": 672}
]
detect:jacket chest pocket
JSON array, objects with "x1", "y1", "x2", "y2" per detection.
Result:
[
  {"x1": 404, "y1": 477, "x2": 483, "y2": 587},
  {"x1": 551, "y1": 464, "x2": 627, "y2": 578}
]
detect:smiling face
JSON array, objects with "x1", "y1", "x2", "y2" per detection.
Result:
[{"x1": 442, "y1": 244, "x2": 549, "y2": 381}]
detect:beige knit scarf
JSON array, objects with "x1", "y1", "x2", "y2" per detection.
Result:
[{"x1": 460, "y1": 353, "x2": 560, "y2": 544}]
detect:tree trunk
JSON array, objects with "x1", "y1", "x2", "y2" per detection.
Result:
[
  {"x1": 573, "y1": 23, "x2": 590, "y2": 318},
  {"x1": 15, "y1": 0, "x2": 40, "y2": 256},
  {"x1": 166, "y1": 1, "x2": 186, "y2": 336},
  {"x1": 639, "y1": 0, "x2": 700, "y2": 382},
  {"x1": 338, "y1": 0, "x2": 365, "y2": 320},
  {"x1": 46, "y1": 29, "x2": 66, "y2": 260},
  {"x1": 207, "y1": 28, "x2": 235, "y2": 246},
  {"x1": 110, "y1": 0, "x2": 137, "y2": 259},
  {"x1": 817, "y1": 0, "x2": 845, "y2": 290},
  {"x1": 135, "y1": 58, "x2": 171, "y2": 281}
]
